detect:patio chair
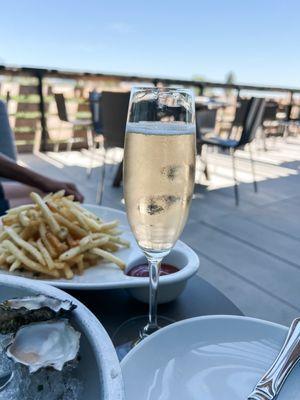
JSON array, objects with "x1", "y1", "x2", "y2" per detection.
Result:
[
  {"x1": 95, "y1": 91, "x2": 130, "y2": 204},
  {"x1": 218, "y1": 98, "x2": 251, "y2": 137},
  {"x1": 277, "y1": 104, "x2": 300, "y2": 138},
  {"x1": 54, "y1": 93, "x2": 92, "y2": 152},
  {"x1": 0, "y1": 100, "x2": 17, "y2": 213},
  {"x1": 86, "y1": 91, "x2": 104, "y2": 177},
  {"x1": 196, "y1": 109, "x2": 217, "y2": 137},
  {"x1": 232, "y1": 99, "x2": 252, "y2": 127},
  {"x1": 199, "y1": 97, "x2": 265, "y2": 206},
  {"x1": 0, "y1": 100, "x2": 17, "y2": 162},
  {"x1": 195, "y1": 108, "x2": 218, "y2": 180},
  {"x1": 261, "y1": 102, "x2": 279, "y2": 149}
]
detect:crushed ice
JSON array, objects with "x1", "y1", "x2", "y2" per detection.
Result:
[{"x1": 0, "y1": 334, "x2": 83, "y2": 400}]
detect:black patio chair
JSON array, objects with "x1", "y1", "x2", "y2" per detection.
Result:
[
  {"x1": 89, "y1": 91, "x2": 103, "y2": 135},
  {"x1": 200, "y1": 97, "x2": 265, "y2": 206},
  {"x1": 232, "y1": 98, "x2": 252, "y2": 127},
  {"x1": 261, "y1": 101, "x2": 280, "y2": 148},
  {"x1": 196, "y1": 109, "x2": 217, "y2": 137},
  {"x1": 54, "y1": 93, "x2": 92, "y2": 152},
  {"x1": 0, "y1": 100, "x2": 17, "y2": 161},
  {"x1": 277, "y1": 104, "x2": 300, "y2": 138},
  {"x1": 95, "y1": 91, "x2": 130, "y2": 204},
  {"x1": 86, "y1": 91, "x2": 104, "y2": 177}
]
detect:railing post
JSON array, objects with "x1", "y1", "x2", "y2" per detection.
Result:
[
  {"x1": 236, "y1": 86, "x2": 241, "y2": 102},
  {"x1": 198, "y1": 83, "x2": 204, "y2": 96},
  {"x1": 6, "y1": 91, "x2": 10, "y2": 104},
  {"x1": 288, "y1": 90, "x2": 294, "y2": 121},
  {"x1": 36, "y1": 71, "x2": 48, "y2": 152}
]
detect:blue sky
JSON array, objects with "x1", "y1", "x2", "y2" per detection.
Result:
[{"x1": 0, "y1": 0, "x2": 300, "y2": 87}]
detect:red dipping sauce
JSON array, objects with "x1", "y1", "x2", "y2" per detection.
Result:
[{"x1": 127, "y1": 263, "x2": 179, "y2": 277}]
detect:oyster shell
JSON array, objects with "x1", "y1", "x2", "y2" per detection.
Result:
[
  {"x1": 6, "y1": 320, "x2": 81, "y2": 373},
  {"x1": 0, "y1": 294, "x2": 76, "y2": 334}
]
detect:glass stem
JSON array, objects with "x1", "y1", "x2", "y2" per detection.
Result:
[{"x1": 142, "y1": 255, "x2": 163, "y2": 337}]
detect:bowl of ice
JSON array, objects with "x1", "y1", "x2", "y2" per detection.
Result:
[{"x1": 0, "y1": 274, "x2": 124, "y2": 400}]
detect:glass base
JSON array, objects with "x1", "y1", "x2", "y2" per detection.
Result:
[{"x1": 113, "y1": 315, "x2": 174, "y2": 361}]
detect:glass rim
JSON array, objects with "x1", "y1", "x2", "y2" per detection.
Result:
[{"x1": 130, "y1": 86, "x2": 194, "y2": 94}]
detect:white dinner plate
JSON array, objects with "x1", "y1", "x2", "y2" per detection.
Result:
[
  {"x1": 121, "y1": 315, "x2": 300, "y2": 400},
  {"x1": 0, "y1": 205, "x2": 199, "y2": 295}
]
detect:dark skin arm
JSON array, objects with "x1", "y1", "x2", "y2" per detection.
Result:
[{"x1": 0, "y1": 153, "x2": 84, "y2": 202}]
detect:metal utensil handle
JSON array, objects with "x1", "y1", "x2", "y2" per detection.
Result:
[{"x1": 248, "y1": 317, "x2": 300, "y2": 400}]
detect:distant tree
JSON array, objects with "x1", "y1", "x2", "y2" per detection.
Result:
[
  {"x1": 192, "y1": 74, "x2": 215, "y2": 96},
  {"x1": 192, "y1": 74, "x2": 205, "y2": 96},
  {"x1": 192, "y1": 74, "x2": 205, "y2": 82}
]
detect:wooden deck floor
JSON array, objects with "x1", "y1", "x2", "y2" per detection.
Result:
[{"x1": 19, "y1": 137, "x2": 300, "y2": 326}]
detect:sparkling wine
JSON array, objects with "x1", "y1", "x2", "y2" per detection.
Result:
[{"x1": 124, "y1": 122, "x2": 195, "y2": 252}]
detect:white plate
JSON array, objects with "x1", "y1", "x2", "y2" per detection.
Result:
[
  {"x1": 0, "y1": 274, "x2": 124, "y2": 400},
  {"x1": 0, "y1": 205, "x2": 199, "y2": 298},
  {"x1": 121, "y1": 315, "x2": 300, "y2": 400}
]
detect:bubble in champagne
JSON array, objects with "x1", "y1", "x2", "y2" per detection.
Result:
[
  {"x1": 161, "y1": 165, "x2": 182, "y2": 181},
  {"x1": 139, "y1": 195, "x2": 181, "y2": 216}
]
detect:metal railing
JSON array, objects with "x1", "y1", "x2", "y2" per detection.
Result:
[{"x1": 1, "y1": 64, "x2": 300, "y2": 151}]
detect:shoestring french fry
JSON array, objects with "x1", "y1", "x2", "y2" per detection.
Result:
[
  {"x1": 5, "y1": 227, "x2": 46, "y2": 266},
  {"x1": 108, "y1": 236, "x2": 130, "y2": 247},
  {"x1": 102, "y1": 242, "x2": 119, "y2": 252},
  {"x1": 2, "y1": 240, "x2": 59, "y2": 278},
  {"x1": 2, "y1": 214, "x2": 18, "y2": 226},
  {"x1": 30, "y1": 192, "x2": 60, "y2": 234},
  {"x1": 59, "y1": 236, "x2": 108, "y2": 261},
  {"x1": 98, "y1": 220, "x2": 119, "y2": 231},
  {"x1": 0, "y1": 191, "x2": 128, "y2": 279},
  {"x1": 21, "y1": 221, "x2": 39, "y2": 240},
  {"x1": 0, "y1": 231, "x2": 9, "y2": 242},
  {"x1": 53, "y1": 213, "x2": 87, "y2": 238},
  {"x1": 18, "y1": 210, "x2": 30, "y2": 227},
  {"x1": 66, "y1": 234, "x2": 79, "y2": 248},
  {"x1": 36, "y1": 239, "x2": 55, "y2": 270},
  {"x1": 6, "y1": 254, "x2": 15, "y2": 264},
  {"x1": 39, "y1": 222, "x2": 57, "y2": 258},
  {"x1": 90, "y1": 248, "x2": 126, "y2": 270},
  {"x1": 108, "y1": 229, "x2": 122, "y2": 236},
  {"x1": 0, "y1": 253, "x2": 7, "y2": 264},
  {"x1": 46, "y1": 232, "x2": 68, "y2": 254},
  {"x1": 63, "y1": 265, "x2": 74, "y2": 279},
  {"x1": 61, "y1": 198, "x2": 102, "y2": 221},
  {"x1": 76, "y1": 255, "x2": 84, "y2": 274},
  {"x1": 6, "y1": 204, "x2": 34, "y2": 215},
  {"x1": 9, "y1": 259, "x2": 21, "y2": 272}
]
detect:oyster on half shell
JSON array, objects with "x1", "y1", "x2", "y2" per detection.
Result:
[
  {"x1": 6, "y1": 320, "x2": 81, "y2": 373},
  {"x1": 0, "y1": 294, "x2": 76, "y2": 334}
]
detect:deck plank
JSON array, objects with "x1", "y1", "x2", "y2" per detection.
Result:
[
  {"x1": 181, "y1": 222, "x2": 300, "y2": 310},
  {"x1": 201, "y1": 214, "x2": 300, "y2": 267}
]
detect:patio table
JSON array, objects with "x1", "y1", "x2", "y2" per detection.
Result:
[{"x1": 69, "y1": 275, "x2": 243, "y2": 340}]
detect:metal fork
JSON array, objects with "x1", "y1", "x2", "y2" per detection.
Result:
[{"x1": 248, "y1": 317, "x2": 300, "y2": 400}]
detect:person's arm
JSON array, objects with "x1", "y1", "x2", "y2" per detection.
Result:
[{"x1": 0, "y1": 153, "x2": 84, "y2": 202}]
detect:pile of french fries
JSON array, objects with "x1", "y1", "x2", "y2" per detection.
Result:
[{"x1": 0, "y1": 191, "x2": 129, "y2": 279}]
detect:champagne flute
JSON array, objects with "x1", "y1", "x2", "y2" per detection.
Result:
[{"x1": 114, "y1": 87, "x2": 195, "y2": 358}]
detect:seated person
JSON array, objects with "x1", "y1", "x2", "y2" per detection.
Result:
[{"x1": 0, "y1": 153, "x2": 83, "y2": 215}]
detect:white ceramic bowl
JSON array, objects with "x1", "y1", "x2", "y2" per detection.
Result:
[
  {"x1": 125, "y1": 246, "x2": 199, "y2": 303},
  {"x1": 0, "y1": 274, "x2": 124, "y2": 400},
  {"x1": 121, "y1": 315, "x2": 294, "y2": 400}
]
